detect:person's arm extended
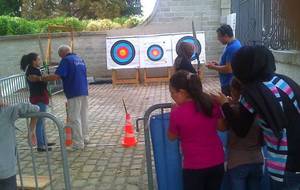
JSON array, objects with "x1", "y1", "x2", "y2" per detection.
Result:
[
  {"x1": 221, "y1": 103, "x2": 255, "y2": 137},
  {"x1": 168, "y1": 109, "x2": 179, "y2": 141},
  {"x1": 28, "y1": 74, "x2": 60, "y2": 82},
  {"x1": 11, "y1": 103, "x2": 40, "y2": 121},
  {"x1": 42, "y1": 74, "x2": 60, "y2": 81},
  {"x1": 206, "y1": 61, "x2": 232, "y2": 74}
]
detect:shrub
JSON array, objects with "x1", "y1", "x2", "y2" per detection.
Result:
[
  {"x1": 64, "y1": 17, "x2": 86, "y2": 31},
  {"x1": 0, "y1": 16, "x2": 9, "y2": 35},
  {"x1": 111, "y1": 22, "x2": 122, "y2": 29},
  {"x1": 112, "y1": 17, "x2": 129, "y2": 25},
  {"x1": 123, "y1": 17, "x2": 141, "y2": 28},
  {"x1": 6, "y1": 17, "x2": 37, "y2": 35},
  {"x1": 97, "y1": 19, "x2": 114, "y2": 30},
  {"x1": 0, "y1": 16, "x2": 142, "y2": 36},
  {"x1": 86, "y1": 20, "x2": 100, "y2": 31}
]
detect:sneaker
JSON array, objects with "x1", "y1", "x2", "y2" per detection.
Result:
[
  {"x1": 72, "y1": 144, "x2": 84, "y2": 151},
  {"x1": 47, "y1": 143, "x2": 56, "y2": 146},
  {"x1": 84, "y1": 138, "x2": 90, "y2": 145},
  {"x1": 37, "y1": 147, "x2": 52, "y2": 152}
]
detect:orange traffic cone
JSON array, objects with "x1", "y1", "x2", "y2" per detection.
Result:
[
  {"x1": 122, "y1": 113, "x2": 137, "y2": 148},
  {"x1": 65, "y1": 102, "x2": 72, "y2": 147},
  {"x1": 65, "y1": 127, "x2": 72, "y2": 146}
]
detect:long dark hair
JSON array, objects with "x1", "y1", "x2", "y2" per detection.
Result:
[
  {"x1": 20, "y1": 52, "x2": 38, "y2": 72},
  {"x1": 174, "y1": 42, "x2": 194, "y2": 69},
  {"x1": 170, "y1": 70, "x2": 213, "y2": 116},
  {"x1": 231, "y1": 46, "x2": 276, "y2": 84}
]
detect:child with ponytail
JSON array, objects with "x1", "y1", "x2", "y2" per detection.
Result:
[
  {"x1": 20, "y1": 53, "x2": 54, "y2": 152},
  {"x1": 168, "y1": 70, "x2": 225, "y2": 190}
]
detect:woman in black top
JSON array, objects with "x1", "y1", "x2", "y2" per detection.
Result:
[
  {"x1": 174, "y1": 42, "x2": 197, "y2": 74},
  {"x1": 20, "y1": 53, "x2": 54, "y2": 152}
]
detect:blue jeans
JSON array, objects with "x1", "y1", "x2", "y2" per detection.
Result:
[
  {"x1": 0, "y1": 175, "x2": 16, "y2": 190},
  {"x1": 228, "y1": 163, "x2": 263, "y2": 190},
  {"x1": 270, "y1": 172, "x2": 300, "y2": 190},
  {"x1": 217, "y1": 131, "x2": 228, "y2": 160},
  {"x1": 36, "y1": 102, "x2": 47, "y2": 148}
]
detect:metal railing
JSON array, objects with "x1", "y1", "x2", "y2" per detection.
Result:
[
  {"x1": 0, "y1": 67, "x2": 63, "y2": 105},
  {"x1": 0, "y1": 74, "x2": 29, "y2": 104},
  {"x1": 17, "y1": 112, "x2": 71, "y2": 190},
  {"x1": 233, "y1": 0, "x2": 298, "y2": 50},
  {"x1": 262, "y1": 0, "x2": 298, "y2": 50}
]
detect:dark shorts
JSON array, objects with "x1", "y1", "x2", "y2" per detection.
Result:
[
  {"x1": 183, "y1": 164, "x2": 224, "y2": 190},
  {"x1": 0, "y1": 175, "x2": 17, "y2": 190}
]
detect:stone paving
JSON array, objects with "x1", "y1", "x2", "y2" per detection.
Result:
[{"x1": 15, "y1": 76, "x2": 220, "y2": 190}]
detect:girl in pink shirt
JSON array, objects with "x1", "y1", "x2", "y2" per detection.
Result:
[{"x1": 168, "y1": 71, "x2": 225, "y2": 190}]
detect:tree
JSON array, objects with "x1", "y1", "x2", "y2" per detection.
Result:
[
  {"x1": 0, "y1": 0, "x2": 21, "y2": 16},
  {"x1": 20, "y1": 0, "x2": 142, "y2": 20},
  {"x1": 21, "y1": 0, "x2": 60, "y2": 19},
  {"x1": 123, "y1": 0, "x2": 142, "y2": 16}
]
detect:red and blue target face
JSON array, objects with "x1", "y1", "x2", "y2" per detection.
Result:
[
  {"x1": 147, "y1": 44, "x2": 164, "y2": 61},
  {"x1": 111, "y1": 40, "x2": 136, "y2": 65},
  {"x1": 176, "y1": 36, "x2": 202, "y2": 61}
]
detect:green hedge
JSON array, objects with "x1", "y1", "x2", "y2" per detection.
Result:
[{"x1": 0, "y1": 16, "x2": 142, "y2": 36}]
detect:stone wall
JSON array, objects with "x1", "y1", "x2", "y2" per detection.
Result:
[
  {"x1": 273, "y1": 50, "x2": 300, "y2": 84},
  {"x1": 0, "y1": 32, "x2": 107, "y2": 78}
]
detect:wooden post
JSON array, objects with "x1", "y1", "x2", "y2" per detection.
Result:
[
  {"x1": 143, "y1": 67, "x2": 171, "y2": 85},
  {"x1": 46, "y1": 25, "x2": 75, "y2": 66},
  {"x1": 111, "y1": 69, "x2": 139, "y2": 86}
]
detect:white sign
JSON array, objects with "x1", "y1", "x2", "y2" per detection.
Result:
[{"x1": 227, "y1": 13, "x2": 237, "y2": 36}]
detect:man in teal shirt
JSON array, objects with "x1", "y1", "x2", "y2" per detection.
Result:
[{"x1": 206, "y1": 24, "x2": 242, "y2": 96}]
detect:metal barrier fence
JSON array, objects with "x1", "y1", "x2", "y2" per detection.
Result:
[
  {"x1": 0, "y1": 67, "x2": 63, "y2": 105},
  {"x1": 136, "y1": 103, "x2": 172, "y2": 190},
  {"x1": 0, "y1": 74, "x2": 29, "y2": 104},
  {"x1": 17, "y1": 112, "x2": 71, "y2": 190}
]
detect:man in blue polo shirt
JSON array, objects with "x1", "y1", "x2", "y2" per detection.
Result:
[
  {"x1": 206, "y1": 24, "x2": 242, "y2": 96},
  {"x1": 55, "y1": 45, "x2": 89, "y2": 150},
  {"x1": 35, "y1": 45, "x2": 89, "y2": 150}
]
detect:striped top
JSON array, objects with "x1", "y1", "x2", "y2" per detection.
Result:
[{"x1": 240, "y1": 75, "x2": 300, "y2": 182}]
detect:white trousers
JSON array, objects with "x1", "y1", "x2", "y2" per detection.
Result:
[{"x1": 67, "y1": 96, "x2": 89, "y2": 147}]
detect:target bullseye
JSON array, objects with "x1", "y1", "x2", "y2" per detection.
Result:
[
  {"x1": 111, "y1": 40, "x2": 135, "y2": 65},
  {"x1": 147, "y1": 44, "x2": 164, "y2": 61}
]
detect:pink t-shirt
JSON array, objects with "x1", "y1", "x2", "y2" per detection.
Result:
[{"x1": 169, "y1": 101, "x2": 224, "y2": 169}]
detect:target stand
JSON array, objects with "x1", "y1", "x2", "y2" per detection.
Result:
[
  {"x1": 143, "y1": 67, "x2": 172, "y2": 85},
  {"x1": 108, "y1": 39, "x2": 140, "y2": 86},
  {"x1": 112, "y1": 69, "x2": 140, "y2": 86},
  {"x1": 142, "y1": 44, "x2": 173, "y2": 85}
]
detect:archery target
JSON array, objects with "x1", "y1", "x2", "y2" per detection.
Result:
[
  {"x1": 172, "y1": 32, "x2": 206, "y2": 65},
  {"x1": 147, "y1": 45, "x2": 164, "y2": 61},
  {"x1": 176, "y1": 36, "x2": 201, "y2": 61},
  {"x1": 140, "y1": 36, "x2": 173, "y2": 68},
  {"x1": 111, "y1": 40, "x2": 135, "y2": 65},
  {"x1": 106, "y1": 37, "x2": 140, "y2": 69}
]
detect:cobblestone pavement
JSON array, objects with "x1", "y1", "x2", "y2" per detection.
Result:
[{"x1": 15, "y1": 76, "x2": 220, "y2": 190}]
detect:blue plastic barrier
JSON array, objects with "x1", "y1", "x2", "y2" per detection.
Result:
[{"x1": 149, "y1": 113, "x2": 183, "y2": 190}]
